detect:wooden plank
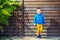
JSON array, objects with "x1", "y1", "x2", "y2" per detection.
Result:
[
  {"x1": 24, "y1": 30, "x2": 47, "y2": 33},
  {"x1": 25, "y1": 33, "x2": 47, "y2": 36},
  {"x1": 23, "y1": 23, "x2": 60, "y2": 26},
  {"x1": 14, "y1": 10, "x2": 55, "y2": 14},
  {"x1": 24, "y1": 13, "x2": 60, "y2": 17},
  {"x1": 24, "y1": 2, "x2": 60, "y2": 5},
  {"x1": 18, "y1": 24, "x2": 60, "y2": 26},
  {"x1": 25, "y1": 11, "x2": 60, "y2": 13},
  {"x1": 25, "y1": 22, "x2": 50, "y2": 25},
  {"x1": 24, "y1": 33, "x2": 60, "y2": 36},
  {"x1": 25, "y1": 12, "x2": 60, "y2": 14},
  {"x1": 24, "y1": 20, "x2": 60, "y2": 23},
  {"x1": 24, "y1": 23, "x2": 58, "y2": 26},
  {"x1": 24, "y1": 17, "x2": 60, "y2": 20},
  {"x1": 24, "y1": 0, "x2": 60, "y2": 2},
  {"x1": 19, "y1": 23, "x2": 51, "y2": 25},
  {"x1": 24, "y1": 7, "x2": 60, "y2": 11},
  {"x1": 24, "y1": 20, "x2": 50, "y2": 23},
  {"x1": 24, "y1": 26, "x2": 60, "y2": 29},
  {"x1": 24, "y1": 4, "x2": 60, "y2": 8},
  {"x1": 24, "y1": 29, "x2": 60, "y2": 33},
  {"x1": 9, "y1": 25, "x2": 42, "y2": 28}
]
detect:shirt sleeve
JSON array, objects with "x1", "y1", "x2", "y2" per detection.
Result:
[
  {"x1": 42, "y1": 15, "x2": 45, "y2": 24},
  {"x1": 33, "y1": 15, "x2": 36, "y2": 25}
]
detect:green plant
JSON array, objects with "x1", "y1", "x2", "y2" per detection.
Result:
[
  {"x1": 0, "y1": 0, "x2": 22, "y2": 25},
  {"x1": 0, "y1": 26, "x2": 3, "y2": 32}
]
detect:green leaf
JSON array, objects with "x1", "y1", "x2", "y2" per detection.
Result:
[
  {"x1": 8, "y1": 1, "x2": 22, "y2": 6},
  {"x1": 2, "y1": 9, "x2": 12, "y2": 16},
  {"x1": 9, "y1": 0, "x2": 16, "y2": 1},
  {"x1": 0, "y1": 5, "x2": 3, "y2": 8}
]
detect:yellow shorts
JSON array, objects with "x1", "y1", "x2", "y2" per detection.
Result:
[{"x1": 36, "y1": 24, "x2": 43, "y2": 33}]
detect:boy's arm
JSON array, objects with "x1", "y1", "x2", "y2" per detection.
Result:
[{"x1": 33, "y1": 15, "x2": 36, "y2": 25}]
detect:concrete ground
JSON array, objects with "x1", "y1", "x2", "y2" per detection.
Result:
[{"x1": 0, "y1": 36, "x2": 60, "y2": 40}]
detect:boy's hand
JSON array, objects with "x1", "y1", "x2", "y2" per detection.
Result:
[{"x1": 34, "y1": 24, "x2": 36, "y2": 26}]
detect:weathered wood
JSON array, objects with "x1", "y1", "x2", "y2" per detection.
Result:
[
  {"x1": 24, "y1": 0, "x2": 60, "y2": 2},
  {"x1": 24, "y1": 2, "x2": 60, "y2": 5},
  {"x1": 2, "y1": 0, "x2": 60, "y2": 37},
  {"x1": 24, "y1": 4, "x2": 60, "y2": 8}
]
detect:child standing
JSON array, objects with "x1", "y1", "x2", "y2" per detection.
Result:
[{"x1": 33, "y1": 8, "x2": 45, "y2": 38}]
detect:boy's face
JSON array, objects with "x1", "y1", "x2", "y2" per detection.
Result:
[{"x1": 36, "y1": 9, "x2": 41, "y2": 14}]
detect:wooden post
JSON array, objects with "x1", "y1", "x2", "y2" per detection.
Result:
[{"x1": 22, "y1": 0, "x2": 24, "y2": 36}]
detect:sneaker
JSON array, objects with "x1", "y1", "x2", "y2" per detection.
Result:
[
  {"x1": 39, "y1": 35, "x2": 41, "y2": 38},
  {"x1": 37, "y1": 36, "x2": 40, "y2": 38},
  {"x1": 37, "y1": 35, "x2": 41, "y2": 38}
]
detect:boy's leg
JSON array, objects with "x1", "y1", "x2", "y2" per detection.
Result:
[
  {"x1": 36, "y1": 24, "x2": 43, "y2": 38},
  {"x1": 39, "y1": 24, "x2": 43, "y2": 38},
  {"x1": 39, "y1": 24, "x2": 43, "y2": 35},
  {"x1": 36, "y1": 24, "x2": 40, "y2": 36}
]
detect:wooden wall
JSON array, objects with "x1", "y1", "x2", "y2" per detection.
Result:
[
  {"x1": 0, "y1": 0, "x2": 60, "y2": 37},
  {"x1": 23, "y1": 0, "x2": 60, "y2": 37}
]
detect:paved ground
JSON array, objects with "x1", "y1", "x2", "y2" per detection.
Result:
[{"x1": 0, "y1": 36, "x2": 60, "y2": 40}]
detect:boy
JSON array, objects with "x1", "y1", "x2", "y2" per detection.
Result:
[{"x1": 33, "y1": 8, "x2": 45, "y2": 38}]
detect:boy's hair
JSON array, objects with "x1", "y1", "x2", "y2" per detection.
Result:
[
  {"x1": 37, "y1": 7, "x2": 40, "y2": 9},
  {"x1": 36, "y1": 7, "x2": 41, "y2": 11}
]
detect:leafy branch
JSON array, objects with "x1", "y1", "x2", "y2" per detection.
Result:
[{"x1": 0, "y1": 0, "x2": 22, "y2": 25}]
